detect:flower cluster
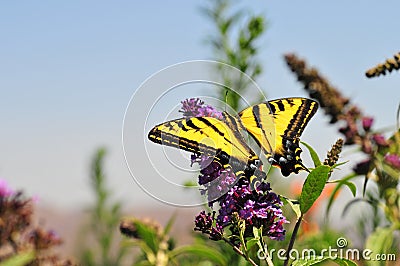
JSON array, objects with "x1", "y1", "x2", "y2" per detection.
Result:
[
  {"x1": 284, "y1": 54, "x2": 400, "y2": 173},
  {"x1": 285, "y1": 54, "x2": 400, "y2": 226},
  {"x1": 0, "y1": 179, "x2": 75, "y2": 265},
  {"x1": 181, "y1": 99, "x2": 288, "y2": 245},
  {"x1": 194, "y1": 178, "x2": 287, "y2": 242},
  {"x1": 180, "y1": 98, "x2": 223, "y2": 119}
]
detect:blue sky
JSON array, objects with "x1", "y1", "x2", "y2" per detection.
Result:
[{"x1": 1, "y1": 1, "x2": 399, "y2": 209}]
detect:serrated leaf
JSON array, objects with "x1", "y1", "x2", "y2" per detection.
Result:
[
  {"x1": 300, "y1": 165, "x2": 330, "y2": 214},
  {"x1": 169, "y1": 245, "x2": 228, "y2": 266},
  {"x1": 301, "y1": 141, "x2": 322, "y2": 167},
  {"x1": 0, "y1": 251, "x2": 35, "y2": 266},
  {"x1": 281, "y1": 197, "x2": 301, "y2": 219}
]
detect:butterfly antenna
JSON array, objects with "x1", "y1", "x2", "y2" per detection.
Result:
[
  {"x1": 224, "y1": 89, "x2": 229, "y2": 112},
  {"x1": 300, "y1": 162, "x2": 310, "y2": 173}
]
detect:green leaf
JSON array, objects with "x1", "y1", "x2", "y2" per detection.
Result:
[
  {"x1": 301, "y1": 141, "x2": 322, "y2": 167},
  {"x1": 169, "y1": 245, "x2": 228, "y2": 266},
  {"x1": 246, "y1": 238, "x2": 259, "y2": 251},
  {"x1": 134, "y1": 220, "x2": 159, "y2": 253},
  {"x1": 0, "y1": 251, "x2": 35, "y2": 266},
  {"x1": 300, "y1": 165, "x2": 330, "y2": 214},
  {"x1": 249, "y1": 226, "x2": 263, "y2": 252},
  {"x1": 281, "y1": 197, "x2": 301, "y2": 219},
  {"x1": 164, "y1": 214, "x2": 176, "y2": 235},
  {"x1": 332, "y1": 160, "x2": 349, "y2": 168},
  {"x1": 331, "y1": 258, "x2": 358, "y2": 266},
  {"x1": 365, "y1": 227, "x2": 394, "y2": 265},
  {"x1": 182, "y1": 180, "x2": 197, "y2": 187},
  {"x1": 326, "y1": 173, "x2": 357, "y2": 216},
  {"x1": 292, "y1": 256, "x2": 357, "y2": 266}
]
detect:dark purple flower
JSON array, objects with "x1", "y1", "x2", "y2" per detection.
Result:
[
  {"x1": 353, "y1": 159, "x2": 371, "y2": 175},
  {"x1": 362, "y1": 116, "x2": 374, "y2": 132},
  {"x1": 372, "y1": 134, "x2": 389, "y2": 147},
  {"x1": 194, "y1": 211, "x2": 214, "y2": 233},
  {"x1": 194, "y1": 211, "x2": 223, "y2": 240},
  {"x1": 191, "y1": 153, "x2": 239, "y2": 204},
  {"x1": 384, "y1": 154, "x2": 400, "y2": 169},
  {"x1": 216, "y1": 179, "x2": 287, "y2": 241},
  {"x1": 209, "y1": 224, "x2": 223, "y2": 241},
  {"x1": 180, "y1": 98, "x2": 222, "y2": 119}
]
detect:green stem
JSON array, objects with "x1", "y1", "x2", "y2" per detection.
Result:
[
  {"x1": 222, "y1": 237, "x2": 258, "y2": 266},
  {"x1": 263, "y1": 245, "x2": 274, "y2": 266},
  {"x1": 284, "y1": 213, "x2": 303, "y2": 266}
]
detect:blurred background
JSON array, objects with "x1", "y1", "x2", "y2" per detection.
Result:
[{"x1": 1, "y1": 0, "x2": 399, "y2": 263}]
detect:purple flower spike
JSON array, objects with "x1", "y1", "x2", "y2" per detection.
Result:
[
  {"x1": 180, "y1": 98, "x2": 222, "y2": 119},
  {"x1": 384, "y1": 154, "x2": 400, "y2": 169}
]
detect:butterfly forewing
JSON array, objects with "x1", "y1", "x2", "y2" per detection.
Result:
[{"x1": 148, "y1": 114, "x2": 259, "y2": 171}]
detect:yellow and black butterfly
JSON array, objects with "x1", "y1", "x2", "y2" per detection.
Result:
[{"x1": 148, "y1": 97, "x2": 318, "y2": 184}]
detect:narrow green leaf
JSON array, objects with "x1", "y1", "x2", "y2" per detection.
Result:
[
  {"x1": 326, "y1": 173, "x2": 357, "y2": 216},
  {"x1": 0, "y1": 251, "x2": 35, "y2": 266},
  {"x1": 164, "y1": 214, "x2": 176, "y2": 235},
  {"x1": 301, "y1": 141, "x2": 322, "y2": 167},
  {"x1": 300, "y1": 165, "x2": 330, "y2": 214},
  {"x1": 332, "y1": 160, "x2": 349, "y2": 168},
  {"x1": 169, "y1": 245, "x2": 228, "y2": 266}
]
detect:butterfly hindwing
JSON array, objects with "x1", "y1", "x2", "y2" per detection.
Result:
[{"x1": 239, "y1": 98, "x2": 318, "y2": 176}]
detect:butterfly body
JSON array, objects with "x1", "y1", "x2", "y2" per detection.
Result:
[{"x1": 148, "y1": 97, "x2": 318, "y2": 181}]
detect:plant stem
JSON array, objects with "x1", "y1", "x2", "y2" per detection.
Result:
[
  {"x1": 222, "y1": 238, "x2": 258, "y2": 266},
  {"x1": 263, "y1": 246, "x2": 274, "y2": 266},
  {"x1": 284, "y1": 213, "x2": 303, "y2": 266}
]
